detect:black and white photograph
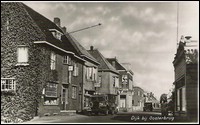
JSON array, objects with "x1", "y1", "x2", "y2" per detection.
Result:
[{"x1": 1, "y1": 1, "x2": 199, "y2": 124}]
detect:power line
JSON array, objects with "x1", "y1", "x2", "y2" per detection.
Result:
[{"x1": 68, "y1": 23, "x2": 102, "y2": 34}]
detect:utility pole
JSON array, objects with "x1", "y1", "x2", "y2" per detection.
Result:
[
  {"x1": 177, "y1": 2, "x2": 179, "y2": 48},
  {"x1": 67, "y1": 23, "x2": 102, "y2": 34}
]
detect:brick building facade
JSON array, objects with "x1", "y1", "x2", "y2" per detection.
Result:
[
  {"x1": 173, "y1": 36, "x2": 198, "y2": 122},
  {"x1": 107, "y1": 58, "x2": 134, "y2": 112},
  {"x1": 1, "y1": 3, "x2": 88, "y2": 122}
]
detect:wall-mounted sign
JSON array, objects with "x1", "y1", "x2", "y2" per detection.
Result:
[
  {"x1": 68, "y1": 65, "x2": 74, "y2": 71},
  {"x1": 122, "y1": 75, "x2": 128, "y2": 84}
]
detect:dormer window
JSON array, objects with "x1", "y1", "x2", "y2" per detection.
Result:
[{"x1": 49, "y1": 29, "x2": 63, "y2": 41}]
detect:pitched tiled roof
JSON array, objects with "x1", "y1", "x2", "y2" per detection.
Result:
[
  {"x1": 65, "y1": 34, "x2": 99, "y2": 65},
  {"x1": 106, "y1": 58, "x2": 126, "y2": 70},
  {"x1": 88, "y1": 49, "x2": 119, "y2": 74},
  {"x1": 22, "y1": 3, "x2": 80, "y2": 58}
]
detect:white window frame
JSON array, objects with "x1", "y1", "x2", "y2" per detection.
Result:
[
  {"x1": 73, "y1": 62, "x2": 79, "y2": 76},
  {"x1": 115, "y1": 77, "x2": 119, "y2": 87},
  {"x1": 1, "y1": 78, "x2": 16, "y2": 92},
  {"x1": 63, "y1": 55, "x2": 69, "y2": 64},
  {"x1": 50, "y1": 52, "x2": 56, "y2": 70},
  {"x1": 16, "y1": 45, "x2": 29, "y2": 66}
]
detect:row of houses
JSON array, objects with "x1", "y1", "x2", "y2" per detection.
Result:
[
  {"x1": 132, "y1": 87, "x2": 159, "y2": 111},
  {"x1": 1, "y1": 3, "x2": 137, "y2": 122},
  {"x1": 172, "y1": 36, "x2": 198, "y2": 122}
]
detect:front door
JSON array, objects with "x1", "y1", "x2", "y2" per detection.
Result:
[{"x1": 61, "y1": 87, "x2": 68, "y2": 110}]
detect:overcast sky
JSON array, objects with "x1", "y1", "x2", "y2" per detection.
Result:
[{"x1": 24, "y1": 1, "x2": 199, "y2": 99}]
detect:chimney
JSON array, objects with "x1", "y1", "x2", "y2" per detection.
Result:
[
  {"x1": 54, "y1": 17, "x2": 60, "y2": 27},
  {"x1": 90, "y1": 46, "x2": 94, "y2": 51},
  {"x1": 62, "y1": 26, "x2": 66, "y2": 34}
]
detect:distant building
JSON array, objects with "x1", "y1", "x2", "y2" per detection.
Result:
[
  {"x1": 144, "y1": 92, "x2": 160, "y2": 109},
  {"x1": 88, "y1": 47, "x2": 119, "y2": 105},
  {"x1": 132, "y1": 86, "x2": 145, "y2": 111},
  {"x1": 107, "y1": 58, "x2": 134, "y2": 112},
  {"x1": 173, "y1": 36, "x2": 198, "y2": 121},
  {"x1": 64, "y1": 35, "x2": 99, "y2": 112}
]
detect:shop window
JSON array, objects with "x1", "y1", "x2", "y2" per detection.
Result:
[
  {"x1": 44, "y1": 97, "x2": 58, "y2": 105},
  {"x1": 44, "y1": 82, "x2": 58, "y2": 105},
  {"x1": 45, "y1": 82, "x2": 58, "y2": 97}
]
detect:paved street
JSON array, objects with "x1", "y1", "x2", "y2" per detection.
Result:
[{"x1": 24, "y1": 111, "x2": 191, "y2": 123}]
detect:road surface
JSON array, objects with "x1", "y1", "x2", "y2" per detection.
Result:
[{"x1": 24, "y1": 111, "x2": 191, "y2": 123}]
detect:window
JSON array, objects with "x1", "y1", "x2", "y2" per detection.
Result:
[
  {"x1": 6, "y1": 17, "x2": 10, "y2": 31},
  {"x1": 93, "y1": 67, "x2": 97, "y2": 81},
  {"x1": 98, "y1": 76, "x2": 102, "y2": 84},
  {"x1": 63, "y1": 55, "x2": 72, "y2": 65},
  {"x1": 45, "y1": 83, "x2": 58, "y2": 97},
  {"x1": 115, "y1": 77, "x2": 119, "y2": 87},
  {"x1": 50, "y1": 52, "x2": 56, "y2": 70},
  {"x1": 113, "y1": 77, "x2": 115, "y2": 87},
  {"x1": 85, "y1": 67, "x2": 92, "y2": 80},
  {"x1": 72, "y1": 86, "x2": 77, "y2": 99},
  {"x1": 73, "y1": 62, "x2": 79, "y2": 76},
  {"x1": 89, "y1": 67, "x2": 93, "y2": 80},
  {"x1": 49, "y1": 29, "x2": 63, "y2": 40},
  {"x1": 177, "y1": 89, "x2": 180, "y2": 111},
  {"x1": 63, "y1": 56, "x2": 68, "y2": 64},
  {"x1": 79, "y1": 83, "x2": 82, "y2": 92},
  {"x1": 182, "y1": 87, "x2": 186, "y2": 111},
  {"x1": 17, "y1": 46, "x2": 28, "y2": 64},
  {"x1": 85, "y1": 67, "x2": 97, "y2": 81},
  {"x1": 44, "y1": 97, "x2": 58, "y2": 105},
  {"x1": 1, "y1": 78, "x2": 16, "y2": 92},
  {"x1": 122, "y1": 75, "x2": 128, "y2": 84},
  {"x1": 68, "y1": 71, "x2": 72, "y2": 84}
]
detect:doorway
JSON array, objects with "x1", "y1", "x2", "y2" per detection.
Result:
[{"x1": 61, "y1": 87, "x2": 68, "y2": 110}]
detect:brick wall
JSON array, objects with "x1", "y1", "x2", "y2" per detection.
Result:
[
  {"x1": 175, "y1": 57, "x2": 186, "y2": 81},
  {"x1": 186, "y1": 64, "x2": 198, "y2": 122}
]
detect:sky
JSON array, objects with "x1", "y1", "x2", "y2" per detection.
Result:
[{"x1": 24, "y1": 1, "x2": 199, "y2": 99}]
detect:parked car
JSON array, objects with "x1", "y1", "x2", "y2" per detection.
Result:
[
  {"x1": 90, "y1": 94, "x2": 118, "y2": 115},
  {"x1": 143, "y1": 102, "x2": 153, "y2": 111}
]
